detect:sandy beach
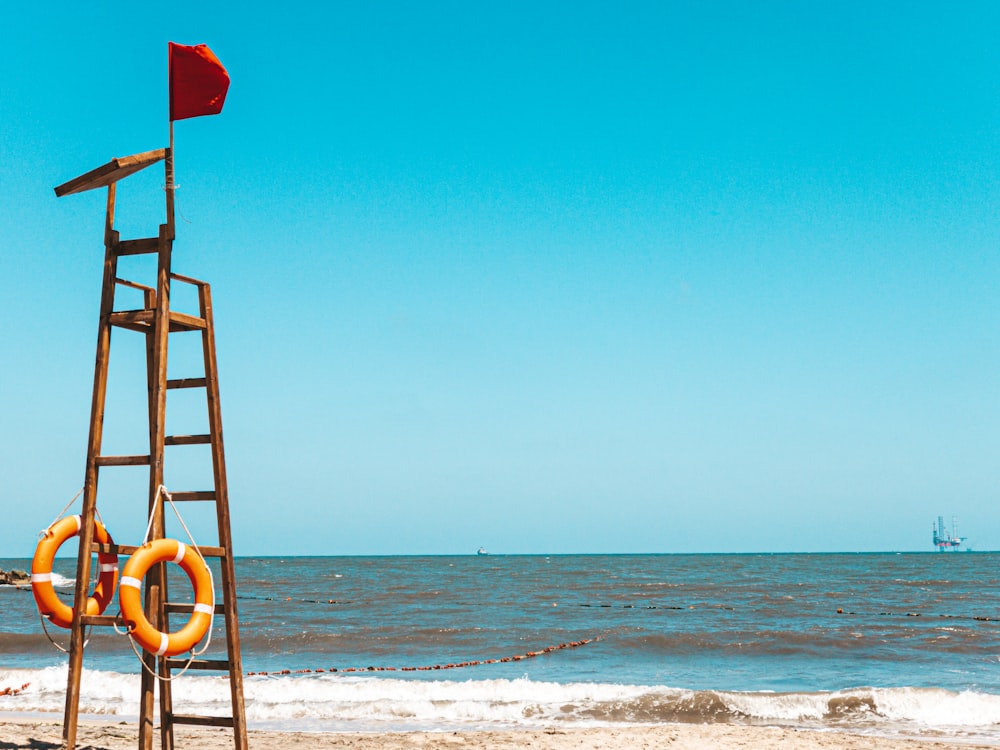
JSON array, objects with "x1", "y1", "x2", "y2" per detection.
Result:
[{"x1": 1, "y1": 718, "x2": 996, "y2": 750}]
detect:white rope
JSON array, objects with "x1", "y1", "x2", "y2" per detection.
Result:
[
  {"x1": 115, "y1": 604, "x2": 199, "y2": 682},
  {"x1": 140, "y1": 488, "x2": 161, "y2": 545},
  {"x1": 123, "y1": 631, "x2": 200, "y2": 682},
  {"x1": 40, "y1": 487, "x2": 84, "y2": 537}
]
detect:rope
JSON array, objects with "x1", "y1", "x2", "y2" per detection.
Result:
[
  {"x1": 38, "y1": 614, "x2": 92, "y2": 654},
  {"x1": 121, "y1": 629, "x2": 201, "y2": 682},
  {"x1": 245, "y1": 638, "x2": 598, "y2": 677},
  {"x1": 41, "y1": 487, "x2": 84, "y2": 536}
]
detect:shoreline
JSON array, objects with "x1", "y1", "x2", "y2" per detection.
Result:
[{"x1": 1, "y1": 718, "x2": 997, "y2": 750}]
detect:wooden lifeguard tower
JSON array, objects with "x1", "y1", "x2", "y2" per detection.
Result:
[{"x1": 54, "y1": 142, "x2": 247, "y2": 750}]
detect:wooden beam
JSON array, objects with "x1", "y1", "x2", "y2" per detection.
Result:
[
  {"x1": 168, "y1": 311, "x2": 207, "y2": 331},
  {"x1": 94, "y1": 454, "x2": 151, "y2": 466},
  {"x1": 168, "y1": 714, "x2": 235, "y2": 728},
  {"x1": 164, "y1": 603, "x2": 225, "y2": 615},
  {"x1": 116, "y1": 238, "x2": 161, "y2": 256},
  {"x1": 109, "y1": 310, "x2": 155, "y2": 331},
  {"x1": 79, "y1": 614, "x2": 124, "y2": 627},
  {"x1": 91, "y1": 543, "x2": 141, "y2": 556},
  {"x1": 163, "y1": 658, "x2": 230, "y2": 671},
  {"x1": 192, "y1": 545, "x2": 226, "y2": 558},
  {"x1": 93, "y1": 542, "x2": 224, "y2": 558},
  {"x1": 169, "y1": 272, "x2": 207, "y2": 287},
  {"x1": 168, "y1": 490, "x2": 216, "y2": 501},
  {"x1": 115, "y1": 278, "x2": 156, "y2": 294},
  {"x1": 55, "y1": 149, "x2": 167, "y2": 197},
  {"x1": 167, "y1": 378, "x2": 207, "y2": 389},
  {"x1": 165, "y1": 434, "x2": 212, "y2": 446}
]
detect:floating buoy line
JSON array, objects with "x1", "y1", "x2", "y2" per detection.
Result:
[
  {"x1": 244, "y1": 638, "x2": 598, "y2": 677},
  {"x1": 0, "y1": 682, "x2": 30, "y2": 697},
  {"x1": 237, "y1": 593, "x2": 345, "y2": 605},
  {"x1": 836, "y1": 608, "x2": 998, "y2": 623}
]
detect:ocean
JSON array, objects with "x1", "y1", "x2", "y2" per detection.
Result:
[{"x1": 2, "y1": 553, "x2": 999, "y2": 742}]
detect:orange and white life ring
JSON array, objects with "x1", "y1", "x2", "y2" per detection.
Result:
[
  {"x1": 31, "y1": 515, "x2": 119, "y2": 629},
  {"x1": 118, "y1": 538, "x2": 214, "y2": 657}
]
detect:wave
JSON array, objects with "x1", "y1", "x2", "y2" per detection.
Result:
[{"x1": 2, "y1": 667, "x2": 1000, "y2": 739}]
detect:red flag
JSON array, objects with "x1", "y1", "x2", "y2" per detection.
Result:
[{"x1": 169, "y1": 42, "x2": 230, "y2": 121}]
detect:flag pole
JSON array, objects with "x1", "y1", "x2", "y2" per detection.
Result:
[
  {"x1": 165, "y1": 42, "x2": 174, "y2": 234},
  {"x1": 166, "y1": 119, "x2": 175, "y2": 235}
]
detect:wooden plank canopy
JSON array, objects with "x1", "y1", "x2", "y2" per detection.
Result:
[{"x1": 54, "y1": 148, "x2": 167, "y2": 197}]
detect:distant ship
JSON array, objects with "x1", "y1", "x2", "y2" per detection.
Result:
[
  {"x1": 933, "y1": 516, "x2": 967, "y2": 551},
  {"x1": 477, "y1": 547, "x2": 489, "y2": 556}
]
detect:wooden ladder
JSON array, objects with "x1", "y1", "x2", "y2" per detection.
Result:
[{"x1": 56, "y1": 149, "x2": 248, "y2": 750}]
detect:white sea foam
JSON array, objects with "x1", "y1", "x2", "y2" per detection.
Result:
[
  {"x1": 872, "y1": 687, "x2": 1000, "y2": 726},
  {"x1": 3, "y1": 668, "x2": 1000, "y2": 739},
  {"x1": 632, "y1": 683, "x2": 994, "y2": 730}
]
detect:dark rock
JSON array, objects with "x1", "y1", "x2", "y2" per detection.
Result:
[{"x1": 0, "y1": 568, "x2": 30, "y2": 586}]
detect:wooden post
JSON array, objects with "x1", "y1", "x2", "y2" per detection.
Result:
[
  {"x1": 139, "y1": 217, "x2": 174, "y2": 750},
  {"x1": 63, "y1": 183, "x2": 119, "y2": 749},
  {"x1": 166, "y1": 125, "x2": 175, "y2": 238},
  {"x1": 200, "y1": 282, "x2": 249, "y2": 750}
]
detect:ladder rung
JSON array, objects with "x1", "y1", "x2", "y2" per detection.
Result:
[
  {"x1": 109, "y1": 310, "x2": 209, "y2": 332},
  {"x1": 165, "y1": 602, "x2": 226, "y2": 615},
  {"x1": 165, "y1": 658, "x2": 231, "y2": 671},
  {"x1": 79, "y1": 614, "x2": 122, "y2": 627},
  {"x1": 165, "y1": 434, "x2": 212, "y2": 446},
  {"x1": 92, "y1": 543, "x2": 139, "y2": 555},
  {"x1": 114, "y1": 277, "x2": 155, "y2": 294},
  {"x1": 167, "y1": 714, "x2": 234, "y2": 728},
  {"x1": 169, "y1": 491, "x2": 216, "y2": 502},
  {"x1": 108, "y1": 310, "x2": 154, "y2": 332},
  {"x1": 95, "y1": 454, "x2": 151, "y2": 466},
  {"x1": 170, "y1": 272, "x2": 207, "y2": 287},
  {"x1": 90, "y1": 542, "x2": 224, "y2": 557},
  {"x1": 167, "y1": 378, "x2": 207, "y2": 389},
  {"x1": 116, "y1": 237, "x2": 160, "y2": 256},
  {"x1": 168, "y1": 311, "x2": 207, "y2": 331}
]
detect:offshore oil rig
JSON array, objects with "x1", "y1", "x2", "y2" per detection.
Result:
[{"x1": 932, "y1": 516, "x2": 967, "y2": 551}]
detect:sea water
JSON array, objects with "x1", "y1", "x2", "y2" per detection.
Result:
[{"x1": 2, "y1": 553, "x2": 999, "y2": 741}]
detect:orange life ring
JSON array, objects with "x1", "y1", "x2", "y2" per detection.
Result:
[
  {"x1": 118, "y1": 538, "x2": 214, "y2": 657},
  {"x1": 31, "y1": 515, "x2": 119, "y2": 629}
]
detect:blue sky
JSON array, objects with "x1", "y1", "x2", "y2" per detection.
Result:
[{"x1": 2, "y1": 2, "x2": 998, "y2": 555}]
